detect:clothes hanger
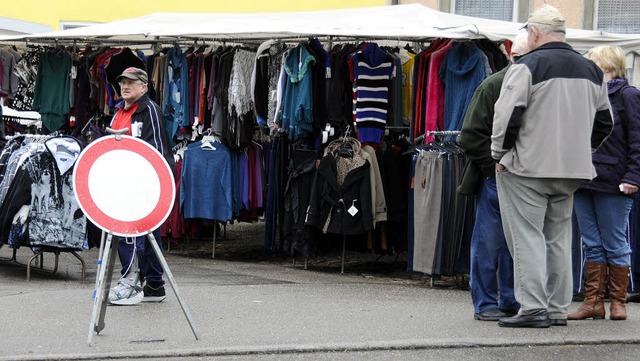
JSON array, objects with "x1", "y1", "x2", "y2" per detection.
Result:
[
  {"x1": 172, "y1": 139, "x2": 188, "y2": 158},
  {"x1": 337, "y1": 125, "x2": 354, "y2": 158},
  {"x1": 404, "y1": 42, "x2": 416, "y2": 54},
  {"x1": 337, "y1": 141, "x2": 353, "y2": 158},
  {"x1": 195, "y1": 45, "x2": 208, "y2": 54},
  {"x1": 200, "y1": 129, "x2": 217, "y2": 151}
]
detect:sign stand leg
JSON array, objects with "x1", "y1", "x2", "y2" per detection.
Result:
[
  {"x1": 91, "y1": 231, "x2": 107, "y2": 297},
  {"x1": 88, "y1": 232, "x2": 118, "y2": 344},
  {"x1": 146, "y1": 232, "x2": 199, "y2": 340}
]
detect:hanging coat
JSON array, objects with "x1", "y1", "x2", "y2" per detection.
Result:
[{"x1": 305, "y1": 152, "x2": 373, "y2": 235}]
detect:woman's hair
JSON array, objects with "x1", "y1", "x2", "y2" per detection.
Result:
[{"x1": 587, "y1": 45, "x2": 627, "y2": 79}]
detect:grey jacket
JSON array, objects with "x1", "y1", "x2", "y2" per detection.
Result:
[{"x1": 491, "y1": 42, "x2": 613, "y2": 180}]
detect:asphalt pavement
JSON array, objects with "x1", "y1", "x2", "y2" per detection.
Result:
[{"x1": 2, "y1": 227, "x2": 640, "y2": 361}]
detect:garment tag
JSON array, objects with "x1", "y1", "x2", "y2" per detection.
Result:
[
  {"x1": 348, "y1": 205, "x2": 359, "y2": 217},
  {"x1": 71, "y1": 66, "x2": 77, "y2": 79},
  {"x1": 194, "y1": 116, "x2": 199, "y2": 126},
  {"x1": 132, "y1": 121, "x2": 142, "y2": 137},
  {"x1": 326, "y1": 67, "x2": 331, "y2": 79},
  {"x1": 175, "y1": 91, "x2": 181, "y2": 103}
]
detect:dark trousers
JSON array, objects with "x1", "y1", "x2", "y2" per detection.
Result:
[
  {"x1": 117, "y1": 228, "x2": 164, "y2": 287},
  {"x1": 470, "y1": 177, "x2": 519, "y2": 313}
]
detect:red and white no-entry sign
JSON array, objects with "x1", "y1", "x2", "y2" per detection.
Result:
[{"x1": 73, "y1": 135, "x2": 175, "y2": 237}]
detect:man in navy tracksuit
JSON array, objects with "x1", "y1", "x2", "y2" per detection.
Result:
[{"x1": 108, "y1": 67, "x2": 175, "y2": 306}]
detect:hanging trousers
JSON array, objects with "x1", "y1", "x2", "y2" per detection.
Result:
[{"x1": 412, "y1": 152, "x2": 443, "y2": 275}]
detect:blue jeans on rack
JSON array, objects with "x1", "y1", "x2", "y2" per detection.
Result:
[
  {"x1": 470, "y1": 177, "x2": 519, "y2": 314},
  {"x1": 117, "y1": 228, "x2": 164, "y2": 287}
]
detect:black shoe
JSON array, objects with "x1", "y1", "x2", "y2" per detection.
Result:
[
  {"x1": 142, "y1": 284, "x2": 167, "y2": 302},
  {"x1": 572, "y1": 292, "x2": 585, "y2": 302},
  {"x1": 474, "y1": 308, "x2": 508, "y2": 321},
  {"x1": 627, "y1": 293, "x2": 640, "y2": 303},
  {"x1": 498, "y1": 309, "x2": 551, "y2": 328},
  {"x1": 550, "y1": 318, "x2": 567, "y2": 326},
  {"x1": 500, "y1": 307, "x2": 520, "y2": 317}
]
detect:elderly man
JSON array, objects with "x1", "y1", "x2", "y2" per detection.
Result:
[
  {"x1": 108, "y1": 67, "x2": 175, "y2": 306},
  {"x1": 491, "y1": 5, "x2": 613, "y2": 327}
]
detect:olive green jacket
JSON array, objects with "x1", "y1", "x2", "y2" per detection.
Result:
[{"x1": 457, "y1": 65, "x2": 509, "y2": 195}]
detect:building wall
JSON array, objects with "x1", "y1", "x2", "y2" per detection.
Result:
[
  {"x1": 397, "y1": 0, "x2": 439, "y2": 10},
  {"x1": 531, "y1": 0, "x2": 582, "y2": 29},
  {"x1": 399, "y1": 0, "x2": 590, "y2": 29},
  {"x1": 4, "y1": 0, "x2": 385, "y2": 31}
]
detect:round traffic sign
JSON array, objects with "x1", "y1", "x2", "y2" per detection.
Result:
[{"x1": 73, "y1": 135, "x2": 175, "y2": 237}]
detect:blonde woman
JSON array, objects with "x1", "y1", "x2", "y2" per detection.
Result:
[{"x1": 570, "y1": 46, "x2": 640, "y2": 321}]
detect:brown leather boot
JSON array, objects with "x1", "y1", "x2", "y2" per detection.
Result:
[
  {"x1": 608, "y1": 264, "x2": 630, "y2": 320},
  {"x1": 568, "y1": 262, "x2": 607, "y2": 320}
]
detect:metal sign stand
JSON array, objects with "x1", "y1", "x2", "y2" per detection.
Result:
[
  {"x1": 81, "y1": 129, "x2": 198, "y2": 345},
  {"x1": 88, "y1": 230, "x2": 199, "y2": 344}
]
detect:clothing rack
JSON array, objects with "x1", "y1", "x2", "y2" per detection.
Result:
[
  {"x1": 1, "y1": 34, "x2": 442, "y2": 276},
  {"x1": 414, "y1": 130, "x2": 461, "y2": 144},
  {"x1": 13, "y1": 35, "x2": 428, "y2": 52},
  {"x1": 4, "y1": 133, "x2": 51, "y2": 141},
  {"x1": 1, "y1": 107, "x2": 43, "y2": 139},
  {"x1": 427, "y1": 130, "x2": 461, "y2": 136},
  {"x1": 0, "y1": 247, "x2": 86, "y2": 281}
]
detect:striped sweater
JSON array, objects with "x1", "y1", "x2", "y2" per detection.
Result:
[{"x1": 352, "y1": 43, "x2": 394, "y2": 144}]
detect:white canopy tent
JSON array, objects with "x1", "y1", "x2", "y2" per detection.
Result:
[{"x1": 2, "y1": 4, "x2": 640, "y2": 54}]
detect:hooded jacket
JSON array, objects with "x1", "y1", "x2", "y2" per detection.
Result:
[
  {"x1": 306, "y1": 147, "x2": 373, "y2": 235},
  {"x1": 281, "y1": 45, "x2": 316, "y2": 140},
  {"x1": 439, "y1": 42, "x2": 487, "y2": 132},
  {"x1": 324, "y1": 138, "x2": 387, "y2": 225}
]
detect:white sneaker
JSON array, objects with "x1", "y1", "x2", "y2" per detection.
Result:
[{"x1": 108, "y1": 278, "x2": 143, "y2": 306}]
